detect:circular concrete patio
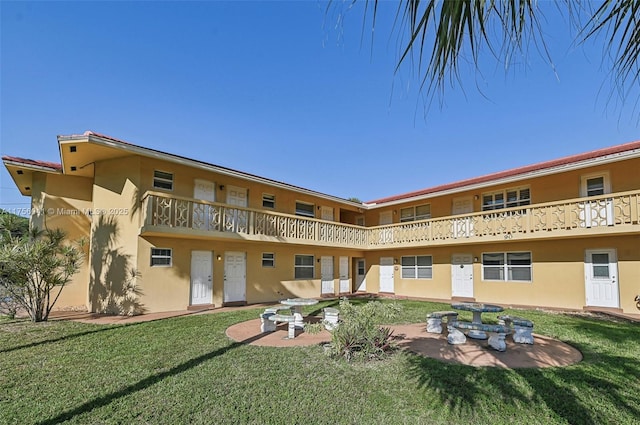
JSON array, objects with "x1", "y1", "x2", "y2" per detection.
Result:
[{"x1": 226, "y1": 318, "x2": 583, "y2": 368}]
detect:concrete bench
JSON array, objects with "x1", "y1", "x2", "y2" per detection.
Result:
[
  {"x1": 447, "y1": 321, "x2": 510, "y2": 352},
  {"x1": 498, "y1": 315, "x2": 535, "y2": 344},
  {"x1": 260, "y1": 306, "x2": 294, "y2": 333},
  {"x1": 426, "y1": 311, "x2": 459, "y2": 334},
  {"x1": 267, "y1": 314, "x2": 297, "y2": 339},
  {"x1": 323, "y1": 307, "x2": 340, "y2": 330}
]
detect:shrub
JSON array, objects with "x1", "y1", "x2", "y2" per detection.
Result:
[
  {"x1": 0, "y1": 228, "x2": 82, "y2": 322},
  {"x1": 312, "y1": 298, "x2": 403, "y2": 362}
]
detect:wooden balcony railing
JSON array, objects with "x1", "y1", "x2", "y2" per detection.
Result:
[{"x1": 140, "y1": 190, "x2": 640, "y2": 249}]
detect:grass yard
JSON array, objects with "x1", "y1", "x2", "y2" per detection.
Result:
[{"x1": 1, "y1": 299, "x2": 639, "y2": 425}]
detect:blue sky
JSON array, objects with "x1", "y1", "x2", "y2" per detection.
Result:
[{"x1": 1, "y1": 1, "x2": 638, "y2": 213}]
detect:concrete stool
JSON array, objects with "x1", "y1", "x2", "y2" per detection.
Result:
[{"x1": 323, "y1": 307, "x2": 340, "y2": 330}]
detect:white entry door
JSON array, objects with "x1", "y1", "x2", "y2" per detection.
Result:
[
  {"x1": 451, "y1": 254, "x2": 474, "y2": 298},
  {"x1": 321, "y1": 256, "x2": 334, "y2": 295},
  {"x1": 193, "y1": 179, "x2": 216, "y2": 230},
  {"x1": 225, "y1": 186, "x2": 248, "y2": 232},
  {"x1": 224, "y1": 252, "x2": 246, "y2": 303},
  {"x1": 585, "y1": 249, "x2": 619, "y2": 308},
  {"x1": 379, "y1": 257, "x2": 395, "y2": 293},
  {"x1": 191, "y1": 251, "x2": 213, "y2": 305},
  {"x1": 452, "y1": 196, "x2": 474, "y2": 238},
  {"x1": 355, "y1": 259, "x2": 366, "y2": 292},
  {"x1": 339, "y1": 256, "x2": 350, "y2": 293}
]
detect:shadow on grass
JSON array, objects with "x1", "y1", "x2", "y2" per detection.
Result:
[
  {"x1": 36, "y1": 330, "x2": 269, "y2": 425},
  {"x1": 0, "y1": 324, "x2": 120, "y2": 354},
  {"x1": 405, "y1": 342, "x2": 640, "y2": 424}
]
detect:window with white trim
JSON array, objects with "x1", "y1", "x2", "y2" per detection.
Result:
[
  {"x1": 482, "y1": 187, "x2": 530, "y2": 211},
  {"x1": 401, "y1": 255, "x2": 433, "y2": 279},
  {"x1": 262, "y1": 193, "x2": 275, "y2": 209},
  {"x1": 153, "y1": 170, "x2": 174, "y2": 191},
  {"x1": 400, "y1": 204, "x2": 431, "y2": 222},
  {"x1": 482, "y1": 252, "x2": 531, "y2": 281},
  {"x1": 151, "y1": 248, "x2": 172, "y2": 267},
  {"x1": 294, "y1": 255, "x2": 314, "y2": 279},
  {"x1": 295, "y1": 202, "x2": 315, "y2": 218},
  {"x1": 262, "y1": 253, "x2": 275, "y2": 268}
]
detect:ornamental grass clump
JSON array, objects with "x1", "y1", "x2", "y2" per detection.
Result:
[{"x1": 313, "y1": 298, "x2": 402, "y2": 362}]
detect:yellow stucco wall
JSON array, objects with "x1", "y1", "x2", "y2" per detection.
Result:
[
  {"x1": 89, "y1": 156, "x2": 142, "y2": 314},
  {"x1": 29, "y1": 172, "x2": 93, "y2": 311},
  {"x1": 136, "y1": 235, "x2": 365, "y2": 312},
  {"x1": 362, "y1": 235, "x2": 639, "y2": 313}
]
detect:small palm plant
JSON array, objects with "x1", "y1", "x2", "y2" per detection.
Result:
[{"x1": 308, "y1": 298, "x2": 402, "y2": 362}]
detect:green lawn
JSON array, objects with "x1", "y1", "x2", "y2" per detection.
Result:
[{"x1": 1, "y1": 300, "x2": 639, "y2": 425}]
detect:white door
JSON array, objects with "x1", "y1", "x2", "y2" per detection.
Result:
[
  {"x1": 585, "y1": 249, "x2": 619, "y2": 308},
  {"x1": 193, "y1": 179, "x2": 216, "y2": 230},
  {"x1": 379, "y1": 211, "x2": 393, "y2": 244},
  {"x1": 224, "y1": 252, "x2": 246, "y2": 303},
  {"x1": 451, "y1": 254, "x2": 474, "y2": 298},
  {"x1": 321, "y1": 256, "x2": 334, "y2": 295},
  {"x1": 225, "y1": 186, "x2": 248, "y2": 232},
  {"x1": 379, "y1": 257, "x2": 395, "y2": 293},
  {"x1": 339, "y1": 256, "x2": 350, "y2": 293},
  {"x1": 190, "y1": 251, "x2": 213, "y2": 305},
  {"x1": 321, "y1": 206, "x2": 334, "y2": 221},
  {"x1": 452, "y1": 196, "x2": 474, "y2": 238},
  {"x1": 355, "y1": 259, "x2": 366, "y2": 291},
  {"x1": 580, "y1": 174, "x2": 613, "y2": 227}
]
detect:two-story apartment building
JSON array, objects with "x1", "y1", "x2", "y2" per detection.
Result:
[{"x1": 4, "y1": 131, "x2": 640, "y2": 315}]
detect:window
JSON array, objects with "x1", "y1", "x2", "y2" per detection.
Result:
[
  {"x1": 482, "y1": 252, "x2": 531, "y2": 282},
  {"x1": 151, "y1": 248, "x2": 172, "y2": 267},
  {"x1": 401, "y1": 255, "x2": 433, "y2": 279},
  {"x1": 153, "y1": 170, "x2": 174, "y2": 191},
  {"x1": 262, "y1": 253, "x2": 275, "y2": 268},
  {"x1": 262, "y1": 193, "x2": 275, "y2": 209},
  {"x1": 295, "y1": 202, "x2": 315, "y2": 218},
  {"x1": 586, "y1": 177, "x2": 605, "y2": 196},
  {"x1": 400, "y1": 204, "x2": 431, "y2": 222},
  {"x1": 294, "y1": 255, "x2": 314, "y2": 279},
  {"x1": 482, "y1": 187, "x2": 530, "y2": 211}
]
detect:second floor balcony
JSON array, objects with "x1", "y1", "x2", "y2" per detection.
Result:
[{"x1": 140, "y1": 190, "x2": 640, "y2": 250}]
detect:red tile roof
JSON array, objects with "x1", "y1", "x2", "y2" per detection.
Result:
[
  {"x1": 365, "y1": 140, "x2": 640, "y2": 205},
  {"x1": 2, "y1": 155, "x2": 62, "y2": 171}
]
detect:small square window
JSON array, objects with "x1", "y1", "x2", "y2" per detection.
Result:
[
  {"x1": 262, "y1": 253, "x2": 275, "y2": 267},
  {"x1": 153, "y1": 170, "x2": 174, "y2": 191},
  {"x1": 262, "y1": 194, "x2": 275, "y2": 209},
  {"x1": 151, "y1": 248, "x2": 172, "y2": 267}
]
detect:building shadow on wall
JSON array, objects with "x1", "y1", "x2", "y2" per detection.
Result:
[{"x1": 90, "y1": 215, "x2": 146, "y2": 315}]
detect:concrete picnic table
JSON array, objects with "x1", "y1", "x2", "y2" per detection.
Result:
[{"x1": 451, "y1": 302, "x2": 504, "y2": 340}]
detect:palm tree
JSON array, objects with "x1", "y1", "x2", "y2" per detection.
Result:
[{"x1": 333, "y1": 0, "x2": 639, "y2": 108}]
